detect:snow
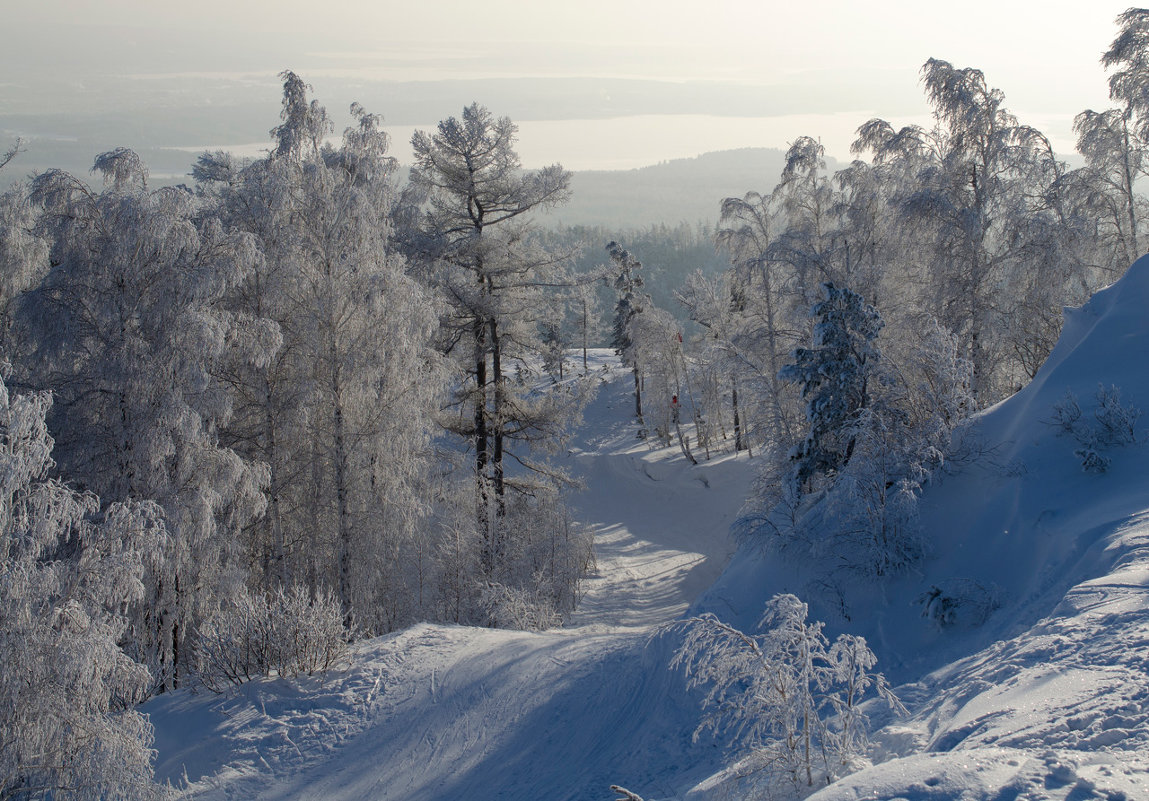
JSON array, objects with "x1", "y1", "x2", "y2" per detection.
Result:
[
  {"x1": 147, "y1": 352, "x2": 754, "y2": 799},
  {"x1": 149, "y1": 259, "x2": 1149, "y2": 799},
  {"x1": 696, "y1": 257, "x2": 1149, "y2": 799}
]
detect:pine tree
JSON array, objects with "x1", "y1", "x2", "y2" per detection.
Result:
[{"x1": 607, "y1": 240, "x2": 648, "y2": 421}]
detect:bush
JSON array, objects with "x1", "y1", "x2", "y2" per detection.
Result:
[
  {"x1": 194, "y1": 585, "x2": 347, "y2": 692},
  {"x1": 670, "y1": 595, "x2": 904, "y2": 794},
  {"x1": 916, "y1": 578, "x2": 1000, "y2": 629},
  {"x1": 480, "y1": 581, "x2": 562, "y2": 631},
  {"x1": 1051, "y1": 385, "x2": 1141, "y2": 473}
]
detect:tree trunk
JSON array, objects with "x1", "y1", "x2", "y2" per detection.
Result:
[
  {"x1": 172, "y1": 573, "x2": 182, "y2": 690},
  {"x1": 264, "y1": 373, "x2": 287, "y2": 587},
  {"x1": 732, "y1": 377, "x2": 743, "y2": 452},
  {"x1": 490, "y1": 316, "x2": 506, "y2": 523},
  {"x1": 474, "y1": 316, "x2": 492, "y2": 575},
  {"x1": 1123, "y1": 115, "x2": 1140, "y2": 263},
  {"x1": 633, "y1": 364, "x2": 643, "y2": 420},
  {"x1": 582, "y1": 297, "x2": 589, "y2": 372},
  {"x1": 332, "y1": 365, "x2": 352, "y2": 628}
]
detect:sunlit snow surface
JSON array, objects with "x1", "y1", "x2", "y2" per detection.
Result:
[
  {"x1": 150, "y1": 259, "x2": 1149, "y2": 799},
  {"x1": 147, "y1": 351, "x2": 754, "y2": 799}
]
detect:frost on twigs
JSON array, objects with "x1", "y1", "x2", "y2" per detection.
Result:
[
  {"x1": 1049, "y1": 385, "x2": 1141, "y2": 473},
  {"x1": 668, "y1": 594, "x2": 904, "y2": 796},
  {"x1": 1, "y1": 374, "x2": 162, "y2": 800},
  {"x1": 739, "y1": 307, "x2": 970, "y2": 590},
  {"x1": 916, "y1": 578, "x2": 1001, "y2": 629},
  {"x1": 480, "y1": 581, "x2": 562, "y2": 631},
  {"x1": 193, "y1": 585, "x2": 348, "y2": 692},
  {"x1": 610, "y1": 785, "x2": 645, "y2": 801}
]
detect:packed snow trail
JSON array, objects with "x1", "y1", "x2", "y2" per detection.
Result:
[
  {"x1": 147, "y1": 352, "x2": 754, "y2": 800},
  {"x1": 565, "y1": 359, "x2": 750, "y2": 630}
]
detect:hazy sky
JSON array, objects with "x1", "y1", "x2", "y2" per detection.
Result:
[{"x1": 0, "y1": 1, "x2": 1136, "y2": 177}]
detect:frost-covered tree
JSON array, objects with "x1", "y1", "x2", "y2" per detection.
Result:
[
  {"x1": 766, "y1": 136, "x2": 837, "y2": 300},
  {"x1": 16, "y1": 150, "x2": 267, "y2": 689},
  {"x1": 780, "y1": 283, "x2": 883, "y2": 493},
  {"x1": 671, "y1": 594, "x2": 903, "y2": 794},
  {"x1": 572, "y1": 282, "x2": 603, "y2": 373},
  {"x1": 0, "y1": 183, "x2": 48, "y2": 356},
  {"x1": 854, "y1": 59, "x2": 1067, "y2": 402},
  {"x1": 478, "y1": 491, "x2": 593, "y2": 630},
  {"x1": 607, "y1": 240, "x2": 649, "y2": 420},
  {"x1": 404, "y1": 103, "x2": 583, "y2": 580},
  {"x1": 627, "y1": 301, "x2": 693, "y2": 458},
  {"x1": 1103, "y1": 8, "x2": 1149, "y2": 143},
  {"x1": 743, "y1": 293, "x2": 973, "y2": 581},
  {"x1": 715, "y1": 181, "x2": 808, "y2": 453},
  {"x1": 676, "y1": 269, "x2": 749, "y2": 456},
  {"x1": 541, "y1": 320, "x2": 567, "y2": 383},
  {"x1": 1, "y1": 373, "x2": 163, "y2": 800},
  {"x1": 0, "y1": 138, "x2": 21, "y2": 173},
  {"x1": 198, "y1": 73, "x2": 441, "y2": 633},
  {"x1": 1068, "y1": 108, "x2": 1144, "y2": 272},
  {"x1": 1056, "y1": 9, "x2": 1149, "y2": 278},
  {"x1": 829, "y1": 158, "x2": 893, "y2": 306}
]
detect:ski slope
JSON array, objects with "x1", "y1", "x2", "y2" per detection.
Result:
[
  {"x1": 147, "y1": 353, "x2": 755, "y2": 800},
  {"x1": 150, "y1": 259, "x2": 1149, "y2": 800}
]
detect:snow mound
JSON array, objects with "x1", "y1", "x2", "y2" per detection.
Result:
[{"x1": 150, "y1": 624, "x2": 722, "y2": 801}]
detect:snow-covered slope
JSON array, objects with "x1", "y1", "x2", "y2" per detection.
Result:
[
  {"x1": 697, "y1": 257, "x2": 1149, "y2": 799},
  {"x1": 146, "y1": 353, "x2": 754, "y2": 800},
  {"x1": 150, "y1": 257, "x2": 1149, "y2": 801}
]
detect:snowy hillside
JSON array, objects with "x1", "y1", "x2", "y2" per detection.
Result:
[
  {"x1": 150, "y1": 259, "x2": 1149, "y2": 801},
  {"x1": 698, "y1": 257, "x2": 1149, "y2": 800}
]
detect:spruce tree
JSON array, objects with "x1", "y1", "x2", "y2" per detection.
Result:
[{"x1": 780, "y1": 283, "x2": 882, "y2": 493}]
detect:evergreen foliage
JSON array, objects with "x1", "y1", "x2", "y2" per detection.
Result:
[{"x1": 780, "y1": 283, "x2": 883, "y2": 493}]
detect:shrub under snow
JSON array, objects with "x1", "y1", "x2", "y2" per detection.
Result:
[{"x1": 194, "y1": 585, "x2": 348, "y2": 692}]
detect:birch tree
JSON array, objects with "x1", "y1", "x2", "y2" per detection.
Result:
[
  {"x1": 17, "y1": 149, "x2": 267, "y2": 689},
  {"x1": 199, "y1": 73, "x2": 441, "y2": 633},
  {"x1": 854, "y1": 59, "x2": 1063, "y2": 403},
  {"x1": 1, "y1": 373, "x2": 162, "y2": 800},
  {"x1": 671, "y1": 594, "x2": 903, "y2": 794}
]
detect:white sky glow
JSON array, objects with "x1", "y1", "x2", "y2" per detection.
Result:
[{"x1": 0, "y1": 1, "x2": 1136, "y2": 171}]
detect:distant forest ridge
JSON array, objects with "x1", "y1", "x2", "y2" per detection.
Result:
[
  {"x1": 2, "y1": 142, "x2": 824, "y2": 231},
  {"x1": 544, "y1": 147, "x2": 843, "y2": 229}
]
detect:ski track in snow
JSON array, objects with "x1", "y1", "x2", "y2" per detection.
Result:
[{"x1": 148, "y1": 354, "x2": 754, "y2": 800}]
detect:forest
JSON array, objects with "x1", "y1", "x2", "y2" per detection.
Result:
[{"x1": 4, "y1": 9, "x2": 1149, "y2": 800}]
